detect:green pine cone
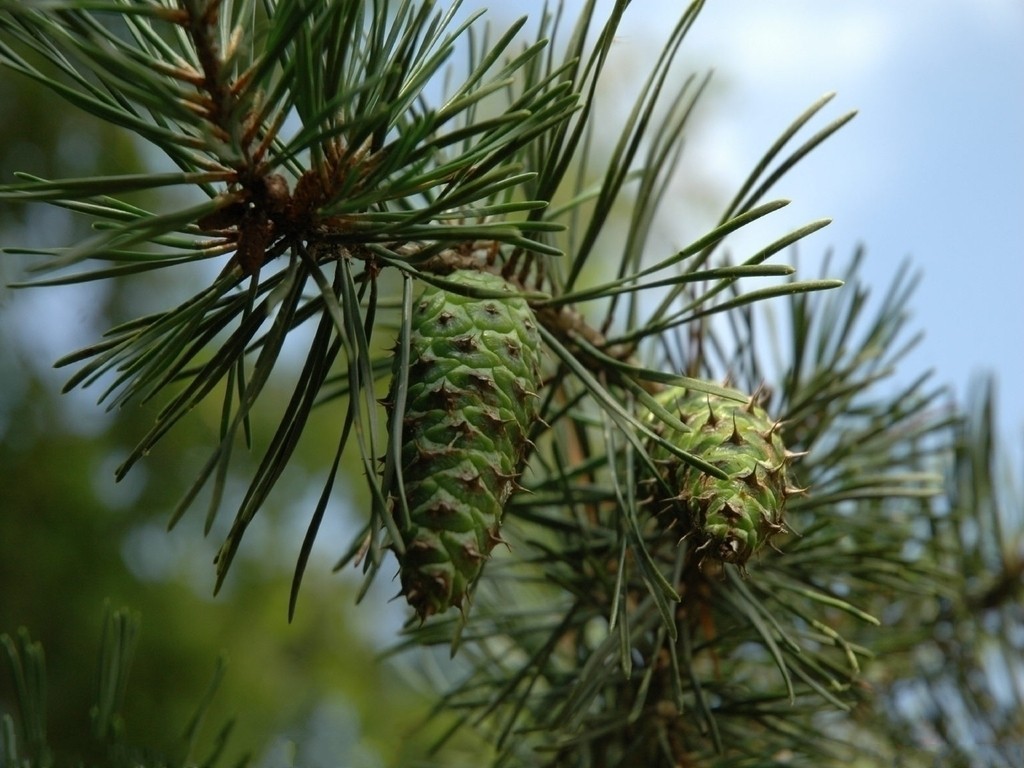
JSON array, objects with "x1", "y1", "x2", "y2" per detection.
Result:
[
  {"x1": 388, "y1": 269, "x2": 542, "y2": 618},
  {"x1": 648, "y1": 390, "x2": 797, "y2": 566}
]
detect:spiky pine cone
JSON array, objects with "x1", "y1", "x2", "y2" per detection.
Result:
[
  {"x1": 647, "y1": 390, "x2": 798, "y2": 567},
  {"x1": 388, "y1": 269, "x2": 542, "y2": 618}
]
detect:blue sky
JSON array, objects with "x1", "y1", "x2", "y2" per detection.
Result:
[{"x1": 618, "y1": 0, "x2": 1024, "y2": 449}]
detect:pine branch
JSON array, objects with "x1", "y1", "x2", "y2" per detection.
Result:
[
  {"x1": 1, "y1": 0, "x2": 845, "y2": 609},
  {"x1": 1, "y1": 4, "x2": 971, "y2": 764},
  {"x1": 402, "y1": 251, "x2": 953, "y2": 766},
  {"x1": 847, "y1": 378, "x2": 1024, "y2": 767}
]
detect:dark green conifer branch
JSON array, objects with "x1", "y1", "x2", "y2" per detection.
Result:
[
  {"x1": 0, "y1": 0, "x2": 584, "y2": 595},
  {"x1": 844, "y1": 379, "x2": 1023, "y2": 767},
  {"x1": 5, "y1": 3, "x2": 1010, "y2": 766},
  {"x1": 398, "y1": 253, "x2": 953, "y2": 765},
  {"x1": 0, "y1": 0, "x2": 843, "y2": 604}
]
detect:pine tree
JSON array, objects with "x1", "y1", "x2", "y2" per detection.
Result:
[{"x1": 1, "y1": 1, "x2": 1020, "y2": 766}]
